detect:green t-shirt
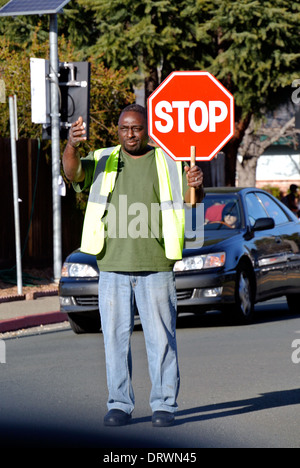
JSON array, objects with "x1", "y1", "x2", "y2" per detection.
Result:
[{"x1": 75, "y1": 148, "x2": 188, "y2": 272}]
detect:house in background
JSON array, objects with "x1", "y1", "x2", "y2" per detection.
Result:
[{"x1": 256, "y1": 146, "x2": 300, "y2": 195}]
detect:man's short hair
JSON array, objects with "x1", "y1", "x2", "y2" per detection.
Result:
[{"x1": 120, "y1": 104, "x2": 147, "y2": 122}]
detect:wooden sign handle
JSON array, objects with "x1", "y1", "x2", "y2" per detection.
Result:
[{"x1": 190, "y1": 146, "x2": 196, "y2": 206}]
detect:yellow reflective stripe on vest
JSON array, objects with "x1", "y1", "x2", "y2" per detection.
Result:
[
  {"x1": 155, "y1": 149, "x2": 185, "y2": 259},
  {"x1": 80, "y1": 146, "x2": 185, "y2": 259},
  {"x1": 80, "y1": 146, "x2": 120, "y2": 255},
  {"x1": 88, "y1": 146, "x2": 120, "y2": 204},
  {"x1": 80, "y1": 201, "x2": 106, "y2": 255}
]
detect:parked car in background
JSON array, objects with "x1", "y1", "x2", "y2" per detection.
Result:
[{"x1": 59, "y1": 187, "x2": 300, "y2": 333}]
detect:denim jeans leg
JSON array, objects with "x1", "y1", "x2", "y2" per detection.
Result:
[
  {"x1": 134, "y1": 271, "x2": 180, "y2": 413},
  {"x1": 98, "y1": 271, "x2": 135, "y2": 414}
]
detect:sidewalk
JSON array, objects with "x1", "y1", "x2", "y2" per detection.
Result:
[{"x1": 0, "y1": 292, "x2": 68, "y2": 333}]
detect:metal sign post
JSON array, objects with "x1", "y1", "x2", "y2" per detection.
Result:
[
  {"x1": 49, "y1": 14, "x2": 62, "y2": 282},
  {"x1": 9, "y1": 95, "x2": 22, "y2": 295}
]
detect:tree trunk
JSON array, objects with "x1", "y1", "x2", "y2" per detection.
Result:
[
  {"x1": 236, "y1": 157, "x2": 258, "y2": 187},
  {"x1": 224, "y1": 113, "x2": 252, "y2": 186},
  {"x1": 144, "y1": 67, "x2": 159, "y2": 103}
]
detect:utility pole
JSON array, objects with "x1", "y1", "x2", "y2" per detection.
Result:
[{"x1": 49, "y1": 14, "x2": 62, "y2": 282}]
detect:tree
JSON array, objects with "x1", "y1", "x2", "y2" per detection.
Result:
[
  {"x1": 0, "y1": 0, "x2": 96, "y2": 55},
  {"x1": 84, "y1": 0, "x2": 206, "y2": 97},
  {"x1": 0, "y1": 34, "x2": 48, "y2": 139}
]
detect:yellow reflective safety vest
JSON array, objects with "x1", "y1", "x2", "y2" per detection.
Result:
[{"x1": 80, "y1": 145, "x2": 185, "y2": 260}]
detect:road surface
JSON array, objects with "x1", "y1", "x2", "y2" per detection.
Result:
[{"x1": 0, "y1": 298, "x2": 299, "y2": 449}]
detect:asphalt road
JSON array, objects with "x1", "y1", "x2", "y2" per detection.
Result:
[{"x1": 0, "y1": 298, "x2": 299, "y2": 450}]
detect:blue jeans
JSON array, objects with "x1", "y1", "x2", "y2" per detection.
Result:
[{"x1": 98, "y1": 271, "x2": 180, "y2": 415}]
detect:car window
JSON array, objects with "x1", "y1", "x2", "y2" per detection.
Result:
[
  {"x1": 245, "y1": 193, "x2": 268, "y2": 227},
  {"x1": 204, "y1": 195, "x2": 242, "y2": 230},
  {"x1": 257, "y1": 192, "x2": 289, "y2": 226}
]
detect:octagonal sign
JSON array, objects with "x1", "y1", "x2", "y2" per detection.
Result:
[{"x1": 148, "y1": 71, "x2": 234, "y2": 161}]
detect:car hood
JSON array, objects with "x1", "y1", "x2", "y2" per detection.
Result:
[
  {"x1": 66, "y1": 229, "x2": 243, "y2": 264},
  {"x1": 65, "y1": 249, "x2": 99, "y2": 268},
  {"x1": 183, "y1": 228, "x2": 243, "y2": 256}
]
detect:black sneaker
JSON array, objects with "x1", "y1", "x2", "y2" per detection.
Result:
[
  {"x1": 152, "y1": 411, "x2": 175, "y2": 427},
  {"x1": 104, "y1": 409, "x2": 132, "y2": 426}
]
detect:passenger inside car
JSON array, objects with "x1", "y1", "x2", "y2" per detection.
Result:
[
  {"x1": 222, "y1": 202, "x2": 240, "y2": 229},
  {"x1": 205, "y1": 202, "x2": 225, "y2": 223},
  {"x1": 204, "y1": 199, "x2": 241, "y2": 229}
]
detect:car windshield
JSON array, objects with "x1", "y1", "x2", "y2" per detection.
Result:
[{"x1": 204, "y1": 194, "x2": 242, "y2": 230}]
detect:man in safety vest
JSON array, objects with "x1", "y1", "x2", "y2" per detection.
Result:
[{"x1": 62, "y1": 104, "x2": 204, "y2": 427}]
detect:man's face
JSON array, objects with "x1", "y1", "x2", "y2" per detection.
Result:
[{"x1": 118, "y1": 111, "x2": 149, "y2": 156}]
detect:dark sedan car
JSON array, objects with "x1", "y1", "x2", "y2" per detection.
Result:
[{"x1": 59, "y1": 187, "x2": 300, "y2": 333}]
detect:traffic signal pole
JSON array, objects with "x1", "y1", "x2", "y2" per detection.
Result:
[{"x1": 49, "y1": 14, "x2": 62, "y2": 282}]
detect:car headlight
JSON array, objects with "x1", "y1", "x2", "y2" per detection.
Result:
[
  {"x1": 174, "y1": 252, "x2": 226, "y2": 272},
  {"x1": 61, "y1": 262, "x2": 98, "y2": 278}
]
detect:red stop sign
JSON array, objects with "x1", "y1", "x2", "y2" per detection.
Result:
[{"x1": 148, "y1": 71, "x2": 234, "y2": 161}]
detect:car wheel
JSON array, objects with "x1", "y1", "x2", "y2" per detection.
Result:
[
  {"x1": 232, "y1": 265, "x2": 255, "y2": 324},
  {"x1": 286, "y1": 294, "x2": 300, "y2": 315},
  {"x1": 67, "y1": 312, "x2": 101, "y2": 334}
]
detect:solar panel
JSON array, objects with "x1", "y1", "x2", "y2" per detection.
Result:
[{"x1": 0, "y1": 0, "x2": 71, "y2": 16}]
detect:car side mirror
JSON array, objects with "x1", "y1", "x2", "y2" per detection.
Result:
[{"x1": 252, "y1": 217, "x2": 275, "y2": 231}]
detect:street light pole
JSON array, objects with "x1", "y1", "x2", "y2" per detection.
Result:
[{"x1": 49, "y1": 14, "x2": 62, "y2": 282}]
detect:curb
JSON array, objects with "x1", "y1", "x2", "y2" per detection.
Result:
[
  {"x1": 0, "y1": 311, "x2": 68, "y2": 333},
  {"x1": 0, "y1": 289, "x2": 58, "y2": 304}
]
